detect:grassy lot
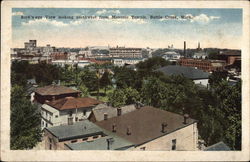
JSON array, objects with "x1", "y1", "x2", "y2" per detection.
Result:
[{"x1": 90, "y1": 86, "x2": 115, "y2": 102}]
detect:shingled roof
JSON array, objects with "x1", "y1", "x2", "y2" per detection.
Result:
[
  {"x1": 157, "y1": 65, "x2": 210, "y2": 80},
  {"x1": 47, "y1": 97, "x2": 102, "y2": 110},
  {"x1": 35, "y1": 85, "x2": 80, "y2": 96},
  {"x1": 95, "y1": 106, "x2": 197, "y2": 145}
]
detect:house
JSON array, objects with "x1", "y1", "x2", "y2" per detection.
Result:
[
  {"x1": 44, "y1": 120, "x2": 134, "y2": 150},
  {"x1": 204, "y1": 141, "x2": 231, "y2": 151},
  {"x1": 41, "y1": 97, "x2": 102, "y2": 129},
  {"x1": 113, "y1": 58, "x2": 144, "y2": 67},
  {"x1": 34, "y1": 85, "x2": 81, "y2": 104},
  {"x1": 44, "y1": 120, "x2": 105, "y2": 150},
  {"x1": 193, "y1": 51, "x2": 207, "y2": 59},
  {"x1": 157, "y1": 65, "x2": 210, "y2": 87},
  {"x1": 89, "y1": 104, "x2": 138, "y2": 122},
  {"x1": 95, "y1": 106, "x2": 198, "y2": 151},
  {"x1": 162, "y1": 51, "x2": 181, "y2": 62}
]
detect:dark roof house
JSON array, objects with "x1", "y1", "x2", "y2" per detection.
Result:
[
  {"x1": 157, "y1": 65, "x2": 210, "y2": 80},
  {"x1": 95, "y1": 106, "x2": 197, "y2": 146},
  {"x1": 47, "y1": 97, "x2": 102, "y2": 110}
]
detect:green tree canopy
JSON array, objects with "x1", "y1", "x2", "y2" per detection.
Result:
[{"x1": 11, "y1": 85, "x2": 42, "y2": 149}]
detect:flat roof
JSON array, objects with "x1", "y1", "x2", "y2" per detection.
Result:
[
  {"x1": 45, "y1": 120, "x2": 103, "y2": 141},
  {"x1": 65, "y1": 135, "x2": 134, "y2": 150}
]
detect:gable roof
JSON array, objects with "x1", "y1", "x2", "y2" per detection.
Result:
[
  {"x1": 204, "y1": 141, "x2": 231, "y2": 151},
  {"x1": 47, "y1": 97, "x2": 102, "y2": 110},
  {"x1": 45, "y1": 120, "x2": 103, "y2": 141},
  {"x1": 35, "y1": 85, "x2": 80, "y2": 96},
  {"x1": 157, "y1": 65, "x2": 210, "y2": 80},
  {"x1": 95, "y1": 106, "x2": 197, "y2": 145}
]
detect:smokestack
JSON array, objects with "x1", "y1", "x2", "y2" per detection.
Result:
[
  {"x1": 161, "y1": 122, "x2": 168, "y2": 133},
  {"x1": 117, "y1": 108, "x2": 122, "y2": 116},
  {"x1": 104, "y1": 113, "x2": 108, "y2": 120},
  {"x1": 127, "y1": 126, "x2": 131, "y2": 135},
  {"x1": 183, "y1": 114, "x2": 189, "y2": 124},
  {"x1": 184, "y1": 41, "x2": 186, "y2": 58},
  {"x1": 112, "y1": 123, "x2": 116, "y2": 132}
]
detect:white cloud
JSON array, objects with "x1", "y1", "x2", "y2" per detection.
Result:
[
  {"x1": 159, "y1": 13, "x2": 220, "y2": 24},
  {"x1": 22, "y1": 18, "x2": 68, "y2": 27},
  {"x1": 12, "y1": 12, "x2": 24, "y2": 16},
  {"x1": 190, "y1": 14, "x2": 220, "y2": 23},
  {"x1": 96, "y1": 9, "x2": 120, "y2": 15}
]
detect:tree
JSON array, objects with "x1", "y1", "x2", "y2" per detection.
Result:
[
  {"x1": 11, "y1": 85, "x2": 41, "y2": 149},
  {"x1": 100, "y1": 70, "x2": 111, "y2": 94},
  {"x1": 81, "y1": 69, "x2": 98, "y2": 92},
  {"x1": 77, "y1": 84, "x2": 89, "y2": 97},
  {"x1": 209, "y1": 70, "x2": 228, "y2": 87},
  {"x1": 108, "y1": 87, "x2": 140, "y2": 107}
]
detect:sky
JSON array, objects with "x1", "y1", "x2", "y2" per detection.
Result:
[{"x1": 12, "y1": 8, "x2": 242, "y2": 49}]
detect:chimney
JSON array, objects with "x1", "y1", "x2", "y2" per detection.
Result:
[
  {"x1": 117, "y1": 108, "x2": 122, "y2": 116},
  {"x1": 127, "y1": 126, "x2": 131, "y2": 135},
  {"x1": 112, "y1": 123, "x2": 116, "y2": 132},
  {"x1": 104, "y1": 113, "x2": 108, "y2": 120},
  {"x1": 106, "y1": 138, "x2": 114, "y2": 150},
  {"x1": 184, "y1": 41, "x2": 186, "y2": 58},
  {"x1": 161, "y1": 122, "x2": 168, "y2": 133},
  {"x1": 183, "y1": 114, "x2": 189, "y2": 124}
]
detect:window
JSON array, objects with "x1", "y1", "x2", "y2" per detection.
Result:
[
  {"x1": 83, "y1": 110, "x2": 86, "y2": 116},
  {"x1": 93, "y1": 135, "x2": 98, "y2": 139},
  {"x1": 75, "y1": 117, "x2": 78, "y2": 121},
  {"x1": 71, "y1": 140, "x2": 77, "y2": 143},
  {"x1": 46, "y1": 123, "x2": 48, "y2": 127},
  {"x1": 49, "y1": 144, "x2": 52, "y2": 150},
  {"x1": 82, "y1": 137, "x2": 88, "y2": 141},
  {"x1": 55, "y1": 115, "x2": 58, "y2": 118},
  {"x1": 140, "y1": 147, "x2": 146, "y2": 151},
  {"x1": 172, "y1": 139, "x2": 177, "y2": 150},
  {"x1": 69, "y1": 111, "x2": 73, "y2": 117},
  {"x1": 49, "y1": 138, "x2": 52, "y2": 143}
]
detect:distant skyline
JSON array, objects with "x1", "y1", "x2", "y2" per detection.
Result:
[{"x1": 12, "y1": 8, "x2": 242, "y2": 49}]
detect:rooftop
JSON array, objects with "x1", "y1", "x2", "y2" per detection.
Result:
[
  {"x1": 91, "y1": 104, "x2": 137, "y2": 122},
  {"x1": 45, "y1": 120, "x2": 103, "y2": 141},
  {"x1": 204, "y1": 141, "x2": 231, "y2": 151},
  {"x1": 47, "y1": 97, "x2": 102, "y2": 110},
  {"x1": 35, "y1": 85, "x2": 80, "y2": 96},
  {"x1": 95, "y1": 106, "x2": 197, "y2": 145},
  {"x1": 65, "y1": 135, "x2": 134, "y2": 150},
  {"x1": 157, "y1": 65, "x2": 210, "y2": 80}
]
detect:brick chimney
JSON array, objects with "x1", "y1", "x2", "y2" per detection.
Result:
[
  {"x1": 183, "y1": 114, "x2": 189, "y2": 124},
  {"x1": 117, "y1": 108, "x2": 122, "y2": 116},
  {"x1": 104, "y1": 113, "x2": 108, "y2": 120},
  {"x1": 112, "y1": 123, "x2": 116, "y2": 132},
  {"x1": 127, "y1": 126, "x2": 131, "y2": 135},
  {"x1": 161, "y1": 122, "x2": 168, "y2": 133}
]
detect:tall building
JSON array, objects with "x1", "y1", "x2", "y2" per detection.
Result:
[{"x1": 109, "y1": 46, "x2": 142, "y2": 58}]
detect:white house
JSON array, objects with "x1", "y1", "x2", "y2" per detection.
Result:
[
  {"x1": 162, "y1": 51, "x2": 181, "y2": 62},
  {"x1": 41, "y1": 97, "x2": 102, "y2": 130},
  {"x1": 113, "y1": 58, "x2": 144, "y2": 67}
]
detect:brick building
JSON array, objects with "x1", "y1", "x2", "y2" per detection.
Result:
[
  {"x1": 178, "y1": 58, "x2": 226, "y2": 72},
  {"x1": 218, "y1": 50, "x2": 241, "y2": 65}
]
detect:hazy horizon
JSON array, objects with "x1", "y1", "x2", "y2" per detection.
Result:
[{"x1": 12, "y1": 8, "x2": 242, "y2": 49}]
